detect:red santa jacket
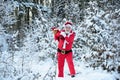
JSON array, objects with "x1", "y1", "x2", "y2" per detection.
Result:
[{"x1": 54, "y1": 30, "x2": 75, "y2": 51}]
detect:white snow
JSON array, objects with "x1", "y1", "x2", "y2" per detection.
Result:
[
  {"x1": 55, "y1": 60, "x2": 116, "y2": 80},
  {"x1": 0, "y1": 1, "x2": 120, "y2": 80}
]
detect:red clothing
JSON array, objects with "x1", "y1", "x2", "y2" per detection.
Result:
[
  {"x1": 54, "y1": 30, "x2": 75, "y2": 50},
  {"x1": 54, "y1": 30, "x2": 76, "y2": 77},
  {"x1": 57, "y1": 52, "x2": 75, "y2": 77}
]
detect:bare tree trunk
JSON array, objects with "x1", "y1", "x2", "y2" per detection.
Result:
[
  {"x1": 40, "y1": 0, "x2": 43, "y2": 5},
  {"x1": 25, "y1": 7, "x2": 30, "y2": 24},
  {"x1": 33, "y1": 0, "x2": 39, "y2": 3},
  {"x1": 32, "y1": 0, "x2": 39, "y2": 19},
  {"x1": 51, "y1": 0, "x2": 55, "y2": 17}
]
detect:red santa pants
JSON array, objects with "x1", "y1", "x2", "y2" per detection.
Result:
[{"x1": 57, "y1": 52, "x2": 76, "y2": 77}]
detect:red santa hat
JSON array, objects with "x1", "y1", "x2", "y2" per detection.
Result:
[{"x1": 64, "y1": 21, "x2": 72, "y2": 28}]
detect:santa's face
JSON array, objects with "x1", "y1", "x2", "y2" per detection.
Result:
[{"x1": 65, "y1": 25, "x2": 71, "y2": 33}]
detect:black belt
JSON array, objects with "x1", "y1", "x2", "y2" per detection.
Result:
[{"x1": 57, "y1": 48, "x2": 72, "y2": 54}]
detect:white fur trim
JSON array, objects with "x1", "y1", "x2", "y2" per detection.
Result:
[
  {"x1": 65, "y1": 24, "x2": 72, "y2": 28},
  {"x1": 60, "y1": 32, "x2": 66, "y2": 37},
  {"x1": 67, "y1": 31, "x2": 73, "y2": 37},
  {"x1": 62, "y1": 32, "x2": 73, "y2": 49},
  {"x1": 63, "y1": 40, "x2": 66, "y2": 49}
]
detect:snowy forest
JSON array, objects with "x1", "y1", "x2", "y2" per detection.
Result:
[{"x1": 0, "y1": 0, "x2": 120, "y2": 80}]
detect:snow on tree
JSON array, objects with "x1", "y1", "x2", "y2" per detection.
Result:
[
  {"x1": 0, "y1": 0, "x2": 120, "y2": 80},
  {"x1": 73, "y1": 1, "x2": 120, "y2": 72}
]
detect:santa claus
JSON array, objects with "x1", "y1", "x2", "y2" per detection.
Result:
[{"x1": 52, "y1": 21, "x2": 76, "y2": 78}]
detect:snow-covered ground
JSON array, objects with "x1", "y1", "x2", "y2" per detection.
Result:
[
  {"x1": 0, "y1": 1, "x2": 120, "y2": 80},
  {"x1": 13, "y1": 58, "x2": 118, "y2": 80},
  {"x1": 56, "y1": 60, "x2": 118, "y2": 80}
]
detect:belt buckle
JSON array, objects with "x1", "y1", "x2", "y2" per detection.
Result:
[{"x1": 61, "y1": 50, "x2": 65, "y2": 54}]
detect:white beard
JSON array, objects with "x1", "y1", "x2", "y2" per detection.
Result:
[
  {"x1": 65, "y1": 31, "x2": 69, "y2": 34},
  {"x1": 65, "y1": 30, "x2": 70, "y2": 35}
]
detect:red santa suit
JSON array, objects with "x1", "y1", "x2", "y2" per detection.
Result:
[{"x1": 53, "y1": 21, "x2": 76, "y2": 77}]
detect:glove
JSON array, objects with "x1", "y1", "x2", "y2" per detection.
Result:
[
  {"x1": 60, "y1": 32, "x2": 66, "y2": 37},
  {"x1": 53, "y1": 30, "x2": 58, "y2": 34}
]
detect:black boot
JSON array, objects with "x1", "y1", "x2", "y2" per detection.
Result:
[{"x1": 71, "y1": 75, "x2": 75, "y2": 78}]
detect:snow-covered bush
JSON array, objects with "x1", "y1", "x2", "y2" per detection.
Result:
[
  {"x1": 74, "y1": 1, "x2": 120, "y2": 72},
  {"x1": 0, "y1": 0, "x2": 120, "y2": 80}
]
